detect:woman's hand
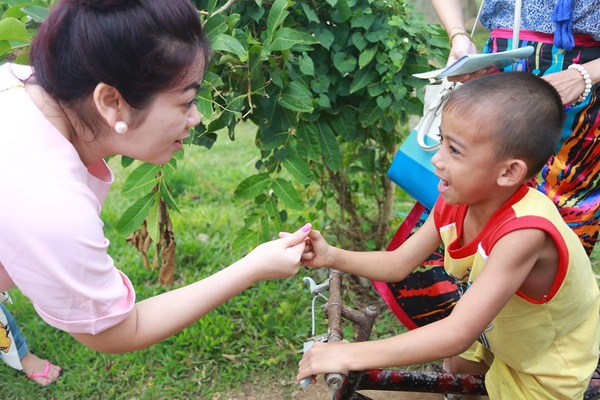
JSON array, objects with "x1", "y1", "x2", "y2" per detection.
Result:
[
  {"x1": 243, "y1": 223, "x2": 312, "y2": 282},
  {"x1": 445, "y1": 35, "x2": 495, "y2": 83},
  {"x1": 543, "y1": 68, "x2": 589, "y2": 105},
  {"x1": 447, "y1": 34, "x2": 477, "y2": 66}
]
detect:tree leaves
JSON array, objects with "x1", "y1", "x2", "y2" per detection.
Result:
[{"x1": 201, "y1": 0, "x2": 449, "y2": 249}]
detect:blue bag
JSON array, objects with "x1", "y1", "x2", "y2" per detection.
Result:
[{"x1": 387, "y1": 79, "x2": 458, "y2": 210}]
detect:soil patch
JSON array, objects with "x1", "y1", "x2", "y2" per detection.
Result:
[{"x1": 220, "y1": 380, "x2": 444, "y2": 399}]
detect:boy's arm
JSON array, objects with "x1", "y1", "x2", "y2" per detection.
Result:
[
  {"x1": 304, "y1": 213, "x2": 442, "y2": 282},
  {"x1": 298, "y1": 228, "x2": 547, "y2": 378}
]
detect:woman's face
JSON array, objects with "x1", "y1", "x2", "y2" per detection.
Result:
[{"x1": 120, "y1": 66, "x2": 204, "y2": 165}]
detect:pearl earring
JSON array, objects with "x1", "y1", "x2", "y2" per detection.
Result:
[{"x1": 114, "y1": 121, "x2": 128, "y2": 134}]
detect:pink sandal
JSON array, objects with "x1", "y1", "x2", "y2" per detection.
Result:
[{"x1": 26, "y1": 359, "x2": 61, "y2": 386}]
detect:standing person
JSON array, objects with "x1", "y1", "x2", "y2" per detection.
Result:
[
  {"x1": 430, "y1": 0, "x2": 600, "y2": 255},
  {"x1": 296, "y1": 72, "x2": 600, "y2": 399},
  {"x1": 0, "y1": 303, "x2": 62, "y2": 386},
  {"x1": 0, "y1": 0, "x2": 311, "y2": 355}
]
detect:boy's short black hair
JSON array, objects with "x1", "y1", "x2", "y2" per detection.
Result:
[{"x1": 443, "y1": 72, "x2": 564, "y2": 178}]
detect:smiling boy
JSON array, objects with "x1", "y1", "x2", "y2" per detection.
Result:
[{"x1": 297, "y1": 72, "x2": 600, "y2": 399}]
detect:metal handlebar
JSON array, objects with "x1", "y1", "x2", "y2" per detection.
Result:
[{"x1": 321, "y1": 270, "x2": 379, "y2": 391}]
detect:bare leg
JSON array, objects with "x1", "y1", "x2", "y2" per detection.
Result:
[{"x1": 443, "y1": 356, "x2": 489, "y2": 400}]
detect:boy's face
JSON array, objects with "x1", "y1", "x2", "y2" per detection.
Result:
[{"x1": 431, "y1": 110, "x2": 505, "y2": 206}]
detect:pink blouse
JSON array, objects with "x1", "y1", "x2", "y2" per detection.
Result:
[{"x1": 0, "y1": 63, "x2": 135, "y2": 334}]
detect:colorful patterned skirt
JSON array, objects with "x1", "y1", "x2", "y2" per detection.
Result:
[{"x1": 487, "y1": 29, "x2": 600, "y2": 255}]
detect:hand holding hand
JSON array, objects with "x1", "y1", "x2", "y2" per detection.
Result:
[
  {"x1": 243, "y1": 223, "x2": 311, "y2": 282},
  {"x1": 299, "y1": 229, "x2": 334, "y2": 269}
]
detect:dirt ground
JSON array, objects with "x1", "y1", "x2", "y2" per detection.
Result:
[
  {"x1": 221, "y1": 381, "x2": 445, "y2": 399},
  {"x1": 219, "y1": 281, "x2": 448, "y2": 399}
]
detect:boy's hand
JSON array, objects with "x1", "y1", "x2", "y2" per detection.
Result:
[
  {"x1": 297, "y1": 341, "x2": 350, "y2": 385},
  {"x1": 300, "y1": 229, "x2": 333, "y2": 268},
  {"x1": 244, "y1": 223, "x2": 311, "y2": 282},
  {"x1": 279, "y1": 228, "x2": 333, "y2": 269}
]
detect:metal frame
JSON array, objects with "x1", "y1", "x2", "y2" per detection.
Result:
[{"x1": 304, "y1": 270, "x2": 600, "y2": 400}]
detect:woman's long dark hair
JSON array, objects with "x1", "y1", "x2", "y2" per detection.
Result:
[{"x1": 29, "y1": 0, "x2": 211, "y2": 133}]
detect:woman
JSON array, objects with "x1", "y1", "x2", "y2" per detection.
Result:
[{"x1": 0, "y1": 0, "x2": 310, "y2": 354}]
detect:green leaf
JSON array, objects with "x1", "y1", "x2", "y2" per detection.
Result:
[
  {"x1": 265, "y1": 197, "x2": 283, "y2": 232},
  {"x1": 351, "y1": 13, "x2": 375, "y2": 30},
  {"x1": 211, "y1": 34, "x2": 247, "y2": 59},
  {"x1": 266, "y1": 0, "x2": 289, "y2": 40},
  {"x1": 203, "y1": 13, "x2": 228, "y2": 42},
  {"x1": 207, "y1": 110, "x2": 234, "y2": 133},
  {"x1": 330, "y1": 107, "x2": 358, "y2": 141},
  {"x1": 159, "y1": 181, "x2": 181, "y2": 214},
  {"x1": 121, "y1": 163, "x2": 161, "y2": 199},
  {"x1": 21, "y1": 5, "x2": 50, "y2": 23},
  {"x1": 234, "y1": 173, "x2": 271, "y2": 199},
  {"x1": 233, "y1": 228, "x2": 260, "y2": 252},
  {"x1": 359, "y1": 99, "x2": 382, "y2": 127},
  {"x1": 279, "y1": 81, "x2": 313, "y2": 113},
  {"x1": 396, "y1": 96, "x2": 423, "y2": 117},
  {"x1": 145, "y1": 193, "x2": 161, "y2": 243},
  {"x1": 330, "y1": 0, "x2": 352, "y2": 23},
  {"x1": 296, "y1": 122, "x2": 320, "y2": 161},
  {"x1": 310, "y1": 74, "x2": 330, "y2": 94},
  {"x1": 282, "y1": 154, "x2": 313, "y2": 185},
  {"x1": 365, "y1": 29, "x2": 389, "y2": 43},
  {"x1": 120, "y1": 156, "x2": 135, "y2": 168},
  {"x1": 0, "y1": 17, "x2": 28, "y2": 42},
  {"x1": 261, "y1": 130, "x2": 288, "y2": 150},
  {"x1": 267, "y1": 27, "x2": 303, "y2": 52},
  {"x1": 314, "y1": 27, "x2": 334, "y2": 50},
  {"x1": 300, "y1": 2, "x2": 320, "y2": 23},
  {"x1": 272, "y1": 178, "x2": 304, "y2": 210},
  {"x1": 115, "y1": 193, "x2": 156, "y2": 235},
  {"x1": 196, "y1": 87, "x2": 213, "y2": 119},
  {"x1": 316, "y1": 121, "x2": 341, "y2": 171},
  {"x1": 376, "y1": 94, "x2": 392, "y2": 110},
  {"x1": 315, "y1": 93, "x2": 331, "y2": 108},
  {"x1": 358, "y1": 46, "x2": 377, "y2": 68},
  {"x1": 248, "y1": 45, "x2": 263, "y2": 80},
  {"x1": 333, "y1": 52, "x2": 357, "y2": 75},
  {"x1": 0, "y1": 41, "x2": 11, "y2": 58},
  {"x1": 349, "y1": 67, "x2": 377, "y2": 94},
  {"x1": 261, "y1": 214, "x2": 274, "y2": 242},
  {"x1": 298, "y1": 52, "x2": 315, "y2": 76},
  {"x1": 351, "y1": 32, "x2": 367, "y2": 52}
]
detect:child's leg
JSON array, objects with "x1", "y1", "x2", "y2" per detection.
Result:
[
  {"x1": 0, "y1": 303, "x2": 29, "y2": 359},
  {"x1": 443, "y1": 355, "x2": 489, "y2": 400},
  {"x1": 0, "y1": 303, "x2": 61, "y2": 386}
]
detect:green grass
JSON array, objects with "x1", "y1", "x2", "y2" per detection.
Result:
[
  {"x1": 2, "y1": 121, "x2": 599, "y2": 399},
  {"x1": 0, "y1": 122, "x2": 403, "y2": 399}
]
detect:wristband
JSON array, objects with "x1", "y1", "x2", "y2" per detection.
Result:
[
  {"x1": 568, "y1": 63, "x2": 593, "y2": 104},
  {"x1": 449, "y1": 30, "x2": 473, "y2": 46}
]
